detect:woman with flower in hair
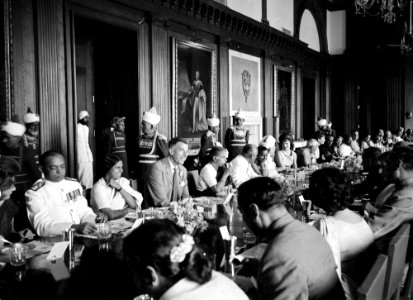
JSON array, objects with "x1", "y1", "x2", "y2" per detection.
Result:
[{"x1": 123, "y1": 219, "x2": 248, "y2": 300}]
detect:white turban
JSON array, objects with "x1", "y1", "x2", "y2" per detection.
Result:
[
  {"x1": 23, "y1": 112, "x2": 40, "y2": 124},
  {"x1": 78, "y1": 111, "x2": 89, "y2": 120},
  {"x1": 142, "y1": 107, "x2": 161, "y2": 126},
  {"x1": 207, "y1": 116, "x2": 220, "y2": 127},
  {"x1": 260, "y1": 135, "x2": 276, "y2": 149},
  {"x1": 317, "y1": 119, "x2": 327, "y2": 127},
  {"x1": 1, "y1": 121, "x2": 26, "y2": 136},
  {"x1": 234, "y1": 108, "x2": 246, "y2": 120}
]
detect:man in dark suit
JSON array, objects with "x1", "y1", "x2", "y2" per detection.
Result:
[
  {"x1": 237, "y1": 177, "x2": 345, "y2": 300},
  {"x1": 144, "y1": 138, "x2": 189, "y2": 207}
]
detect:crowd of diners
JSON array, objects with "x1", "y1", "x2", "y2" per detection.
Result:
[{"x1": 0, "y1": 106, "x2": 413, "y2": 300}]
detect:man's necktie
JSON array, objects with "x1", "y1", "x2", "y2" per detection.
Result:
[{"x1": 171, "y1": 167, "x2": 180, "y2": 202}]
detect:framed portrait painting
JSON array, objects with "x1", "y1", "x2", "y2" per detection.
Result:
[
  {"x1": 274, "y1": 65, "x2": 295, "y2": 135},
  {"x1": 172, "y1": 38, "x2": 216, "y2": 148},
  {"x1": 228, "y1": 50, "x2": 261, "y2": 117}
]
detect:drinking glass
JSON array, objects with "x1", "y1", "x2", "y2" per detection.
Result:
[
  {"x1": 242, "y1": 227, "x2": 256, "y2": 246},
  {"x1": 9, "y1": 244, "x2": 26, "y2": 267},
  {"x1": 96, "y1": 223, "x2": 112, "y2": 240}
]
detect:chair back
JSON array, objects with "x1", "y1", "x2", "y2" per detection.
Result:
[
  {"x1": 384, "y1": 223, "x2": 410, "y2": 300},
  {"x1": 187, "y1": 170, "x2": 199, "y2": 196},
  {"x1": 401, "y1": 223, "x2": 413, "y2": 300},
  {"x1": 358, "y1": 254, "x2": 388, "y2": 300}
]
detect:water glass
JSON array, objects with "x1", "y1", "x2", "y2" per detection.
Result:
[
  {"x1": 9, "y1": 244, "x2": 26, "y2": 267},
  {"x1": 203, "y1": 205, "x2": 214, "y2": 219},
  {"x1": 96, "y1": 223, "x2": 112, "y2": 240},
  {"x1": 242, "y1": 228, "x2": 256, "y2": 246},
  {"x1": 134, "y1": 294, "x2": 153, "y2": 300}
]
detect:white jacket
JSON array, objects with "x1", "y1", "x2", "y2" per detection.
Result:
[{"x1": 26, "y1": 178, "x2": 96, "y2": 237}]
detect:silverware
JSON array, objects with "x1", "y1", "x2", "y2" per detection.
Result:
[{"x1": 0, "y1": 236, "x2": 14, "y2": 246}]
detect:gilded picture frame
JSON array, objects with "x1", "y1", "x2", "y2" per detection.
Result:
[
  {"x1": 274, "y1": 65, "x2": 295, "y2": 135},
  {"x1": 172, "y1": 38, "x2": 216, "y2": 152},
  {"x1": 229, "y1": 50, "x2": 261, "y2": 117}
]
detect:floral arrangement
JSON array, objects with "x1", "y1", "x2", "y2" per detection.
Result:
[
  {"x1": 343, "y1": 156, "x2": 362, "y2": 172},
  {"x1": 274, "y1": 175, "x2": 297, "y2": 197},
  {"x1": 168, "y1": 198, "x2": 209, "y2": 235}
]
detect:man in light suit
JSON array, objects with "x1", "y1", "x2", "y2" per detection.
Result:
[{"x1": 144, "y1": 138, "x2": 189, "y2": 207}]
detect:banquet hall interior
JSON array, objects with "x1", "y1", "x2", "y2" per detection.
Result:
[{"x1": 1, "y1": 0, "x2": 413, "y2": 299}]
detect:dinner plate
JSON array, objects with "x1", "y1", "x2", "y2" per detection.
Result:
[
  {"x1": 1, "y1": 244, "x2": 36, "y2": 255},
  {"x1": 192, "y1": 197, "x2": 223, "y2": 205}
]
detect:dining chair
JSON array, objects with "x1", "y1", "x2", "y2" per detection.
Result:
[
  {"x1": 187, "y1": 170, "x2": 200, "y2": 196},
  {"x1": 401, "y1": 251, "x2": 413, "y2": 300},
  {"x1": 400, "y1": 223, "x2": 413, "y2": 300},
  {"x1": 357, "y1": 254, "x2": 388, "y2": 300},
  {"x1": 383, "y1": 223, "x2": 411, "y2": 300}
]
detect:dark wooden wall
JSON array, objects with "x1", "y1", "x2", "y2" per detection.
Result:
[{"x1": 5, "y1": 0, "x2": 333, "y2": 176}]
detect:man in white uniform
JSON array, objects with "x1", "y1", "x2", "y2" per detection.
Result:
[
  {"x1": 76, "y1": 111, "x2": 94, "y2": 195},
  {"x1": 230, "y1": 144, "x2": 259, "y2": 188},
  {"x1": 26, "y1": 150, "x2": 101, "y2": 237}
]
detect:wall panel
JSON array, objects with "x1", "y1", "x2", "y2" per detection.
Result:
[
  {"x1": 151, "y1": 23, "x2": 171, "y2": 137},
  {"x1": 36, "y1": 0, "x2": 67, "y2": 155}
]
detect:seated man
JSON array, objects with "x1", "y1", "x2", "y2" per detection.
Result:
[
  {"x1": 26, "y1": 150, "x2": 101, "y2": 237},
  {"x1": 366, "y1": 145, "x2": 413, "y2": 239},
  {"x1": 297, "y1": 139, "x2": 319, "y2": 168},
  {"x1": 230, "y1": 144, "x2": 259, "y2": 188},
  {"x1": 237, "y1": 177, "x2": 345, "y2": 300},
  {"x1": 197, "y1": 146, "x2": 232, "y2": 197},
  {"x1": 144, "y1": 137, "x2": 189, "y2": 207},
  {"x1": 318, "y1": 134, "x2": 337, "y2": 163}
]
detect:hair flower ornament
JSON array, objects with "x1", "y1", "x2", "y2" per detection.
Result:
[{"x1": 170, "y1": 234, "x2": 195, "y2": 263}]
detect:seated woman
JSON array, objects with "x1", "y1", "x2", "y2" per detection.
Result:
[
  {"x1": 360, "y1": 134, "x2": 371, "y2": 152},
  {"x1": 196, "y1": 146, "x2": 232, "y2": 197},
  {"x1": 309, "y1": 168, "x2": 374, "y2": 297},
  {"x1": 91, "y1": 154, "x2": 143, "y2": 220},
  {"x1": 337, "y1": 135, "x2": 355, "y2": 158},
  {"x1": 352, "y1": 147, "x2": 388, "y2": 201},
  {"x1": 0, "y1": 156, "x2": 21, "y2": 241},
  {"x1": 253, "y1": 145, "x2": 278, "y2": 177},
  {"x1": 123, "y1": 219, "x2": 249, "y2": 300},
  {"x1": 274, "y1": 133, "x2": 297, "y2": 171}
]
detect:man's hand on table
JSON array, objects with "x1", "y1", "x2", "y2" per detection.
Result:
[
  {"x1": 95, "y1": 212, "x2": 108, "y2": 223},
  {"x1": 71, "y1": 222, "x2": 97, "y2": 234}
]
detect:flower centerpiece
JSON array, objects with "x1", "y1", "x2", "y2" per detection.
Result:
[
  {"x1": 343, "y1": 155, "x2": 362, "y2": 173},
  {"x1": 168, "y1": 198, "x2": 209, "y2": 235},
  {"x1": 274, "y1": 174, "x2": 297, "y2": 197}
]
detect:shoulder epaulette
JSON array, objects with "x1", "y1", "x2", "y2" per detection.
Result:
[
  {"x1": 65, "y1": 177, "x2": 78, "y2": 182},
  {"x1": 30, "y1": 180, "x2": 46, "y2": 191}
]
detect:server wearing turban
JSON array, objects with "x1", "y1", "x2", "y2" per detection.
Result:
[
  {"x1": 224, "y1": 108, "x2": 249, "y2": 161},
  {"x1": 135, "y1": 107, "x2": 168, "y2": 193},
  {"x1": 1, "y1": 118, "x2": 41, "y2": 231},
  {"x1": 199, "y1": 114, "x2": 222, "y2": 168},
  {"x1": 77, "y1": 110, "x2": 94, "y2": 196}
]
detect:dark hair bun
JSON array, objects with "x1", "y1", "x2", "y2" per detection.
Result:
[{"x1": 183, "y1": 247, "x2": 212, "y2": 284}]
